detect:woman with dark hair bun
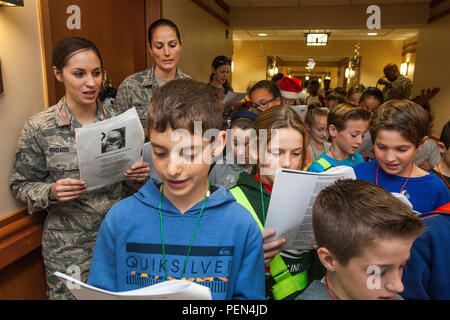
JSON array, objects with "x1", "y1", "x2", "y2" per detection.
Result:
[
  {"x1": 112, "y1": 18, "x2": 190, "y2": 132},
  {"x1": 10, "y1": 37, "x2": 150, "y2": 300},
  {"x1": 208, "y1": 55, "x2": 233, "y2": 101}
]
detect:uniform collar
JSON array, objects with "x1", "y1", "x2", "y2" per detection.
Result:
[
  {"x1": 141, "y1": 64, "x2": 186, "y2": 87},
  {"x1": 54, "y1": 96, "x2": 106, "y2": 128}
]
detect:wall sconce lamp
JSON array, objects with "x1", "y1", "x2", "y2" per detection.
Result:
[
  {"x1": 0, "y1": 0, "x2": 24, "y2": 6},
  {"x1": 345, "y1": 68, "x2": 350, "y2": 78},
  {"x1": 400, "y1": 62, "x2": 409, "y2": 76}
]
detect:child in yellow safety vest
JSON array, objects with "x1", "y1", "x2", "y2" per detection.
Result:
[{"x1": 230, "y1": 105, "x2": 326, "y2": 300}]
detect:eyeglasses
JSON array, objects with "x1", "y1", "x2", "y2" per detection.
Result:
[{"x1": 251, "y1": 97, "x2": 277, "y2": 110}]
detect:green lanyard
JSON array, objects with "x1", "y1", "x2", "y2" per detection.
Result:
[
  {"x1": 158, "y1": 182, "x2": 210, "y2": 280},
  {"x1": 259, "y1": 180, "x2": 266, "y2": 224}
]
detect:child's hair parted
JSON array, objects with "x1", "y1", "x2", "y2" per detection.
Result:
[
  {"x1": 359, "y1": 86, "x2": 384, "y2": 104},
  {"x1": 305, "y1": 106, "x2": 329, "y2": 127},
  {"x1": 248, "y1": 80, "x2": 282, "y2": 100},
  {"x1": 346, "y1": 84, "x2": 366, "y2": 101},
  {"x1": 370, "y1": 99, "x2": 430, "y2": 147},
  {"x1": 253, "y1": 105, "x2": 308, "y2": 171},
  {"x1": 146, "y1": 78, "x2": 223, "y2": 134},
  {"x1": 328, "y1": 103, "x2": 371, "y2": 132},
  {"x1": 312, "y1": 179, "x2": 424, "y2": 265}
]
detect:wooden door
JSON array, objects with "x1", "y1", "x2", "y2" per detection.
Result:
[{"x1": 39, "y1": 0, "x2": 161, "y2": 106}]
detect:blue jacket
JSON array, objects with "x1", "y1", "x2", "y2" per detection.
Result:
[
  {"x1": 401, "y1": 203, "x2": 450, "y2": 300},
  {"x1": 87, "y1": 181, "x2": 265, "y2": 300},
  {"x1": 354, "y1": 160, "x2": 449, "y2": 213}
]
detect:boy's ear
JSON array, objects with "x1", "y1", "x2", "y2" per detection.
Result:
[
  {"x1": 211, "y1": 130, "x2": 227, "y2": 157},
  {"x1": 304, "y1": 123, "x2": 311, "y2": 134},
  {"x1": 437, "y1": 141, "x2": 447, "y2": 154},
  {"x1": 274, "y1": 96, "x2": 282, "y2": 106},
  {"x1": 317, "y1": 247, "x2": 338, "y2": 272},
  {"x1": 416, "y1": 136, "x2": 428, "y2": 152},
  {"x1": 328, "y1": 124, "x2": 338, "y2": 138}
]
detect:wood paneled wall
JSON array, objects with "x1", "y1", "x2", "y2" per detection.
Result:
[{"x1": 0, "y1": 209, "x2": 47, "y2": 299}]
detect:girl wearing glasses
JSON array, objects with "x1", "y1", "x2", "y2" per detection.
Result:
[{"x1": 249, "y1": 80, "x2": 282, "y2": 112}]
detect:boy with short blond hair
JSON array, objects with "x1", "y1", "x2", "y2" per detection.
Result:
[
  {"x1": 354, "y1": 99, "x2": 449, "y2": 213},
  {"x1": 88, "y1": 79, "x2": 265, "y2": 300},
  {"x1": 297, "y1": 179, "x2": 425, "y2": 300}
]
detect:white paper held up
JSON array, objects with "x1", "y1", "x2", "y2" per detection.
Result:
[
  {"x1": 263, "y1": 166, "x2": 356, "y2": 250},
  {"x1": 54, "y1": 272, "x2": 212, "y2": 300},
  {"x1": 75, "y1": 107, "x2": 145, "y2": 191}
]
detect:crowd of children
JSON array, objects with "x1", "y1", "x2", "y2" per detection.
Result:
[{"x1": 10, "y1": 18, "x2": 449, "y2": 301}]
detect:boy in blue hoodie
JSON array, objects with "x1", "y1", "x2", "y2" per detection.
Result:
[
  {"x1": 401, "y1": 202, "x2": 450, "y2": 300},
  {"x1": 87, "y1": 79, "x2": 265, "y2": 300}
]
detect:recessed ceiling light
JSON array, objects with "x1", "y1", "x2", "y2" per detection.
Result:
[
  {"x1": 258, "y1": 33, "x2": 268, "y2": 37},
  {"x1": 367, "y1": 32, "x2": 378, "y2": 36}
]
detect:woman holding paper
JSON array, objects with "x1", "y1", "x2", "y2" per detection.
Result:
[{"x1": 10, "y1": 37, "x2": 149, "y2": 300}]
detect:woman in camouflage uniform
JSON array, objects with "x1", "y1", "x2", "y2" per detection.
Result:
[{"x1": 10, "y1": 37, "x2": 150, "y2": 299}]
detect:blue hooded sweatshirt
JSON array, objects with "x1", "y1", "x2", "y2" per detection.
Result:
[
  {"x1": 87, "y1": 180, "x2": 265, "y2": 300},
  {"x1": 401, "y1": 203, "x2": 450, "y2": 300}
]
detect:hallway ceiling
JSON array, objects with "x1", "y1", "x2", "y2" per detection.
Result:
[
  {"x1": 224, "y1": 0, "x2": 430, "y2": 7},
  {"x1": 225, "y1": 0, "x2": 426, "y2": 41},
  {"x1": 233, "y1": 28, "x2": 419, "y2": 41}
]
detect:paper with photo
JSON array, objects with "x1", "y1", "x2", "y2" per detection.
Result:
[
  {"x1": 54, "y1": 272, "x2": 212, "y2": 300},
  {"x1": 263, "y1": 166, "x2": 356, "y2": 250},
  {"x1": 75, "y1": 107, "x2": 144, "y2": 190},
  {"x1": 223, "y1": 91, "x2": 247, "y2": 108}
]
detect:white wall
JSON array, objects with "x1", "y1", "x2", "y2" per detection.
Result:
[
  {"x1": 162, "y1": 0, "x2": 233, "y2": 83},
  {"x1": 412, "y1": 14, "x2": 450, "y2": 137},
  {"x1": 0, "y1": 0, "x2": 46, "y2": 217}
]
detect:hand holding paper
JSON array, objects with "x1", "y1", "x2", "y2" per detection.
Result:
[
  {"x1": 124, "y1": 161, "x2": 150, "y2": 182},
  {"x1": 50, "y1": 178, "x2": 87, "y2": 202}
]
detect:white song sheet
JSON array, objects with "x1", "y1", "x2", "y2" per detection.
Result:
[
  {"x1": 263, "y1": 166, "x2": 356, "y2": 250},
  {"x1": 75, "y1": 107, "x2": 144, "y2": 190},
  {"x1": 54, "y1": 272, "x2": 212, "y2": 300}
]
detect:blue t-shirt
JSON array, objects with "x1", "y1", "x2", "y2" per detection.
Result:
[
  {"x1": 353, "y1": 160, "x2": 449, "y2": 213},
  {"x1": 307, "y1": 152, "x2": 365, "y2": 173}
]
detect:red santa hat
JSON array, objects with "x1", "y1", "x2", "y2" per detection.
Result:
[{"x1": 278, "y1": 76, "x2": 303, "y2": 100}]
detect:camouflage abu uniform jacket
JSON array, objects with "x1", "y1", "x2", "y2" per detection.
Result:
[
  {"x1": 111, "y1": 64, "x2": 190, "y2": 129},
  {"x1": 382, "y1": 74, "x2": 412, "y2": 101},
  {"x1": 10, "y1": 96, "x2": 145, "y2": 299}
]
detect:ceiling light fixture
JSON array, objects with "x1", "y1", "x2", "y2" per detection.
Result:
[
  {"x1": 305, "y1": 31, "x2": 330, "y2": 46},
  {"x1": 258, "y1": 33, "x2": 268, "y2": 37},
  {"x1": 367, "y1": 32, "x2": 378, "y2": 36}
]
